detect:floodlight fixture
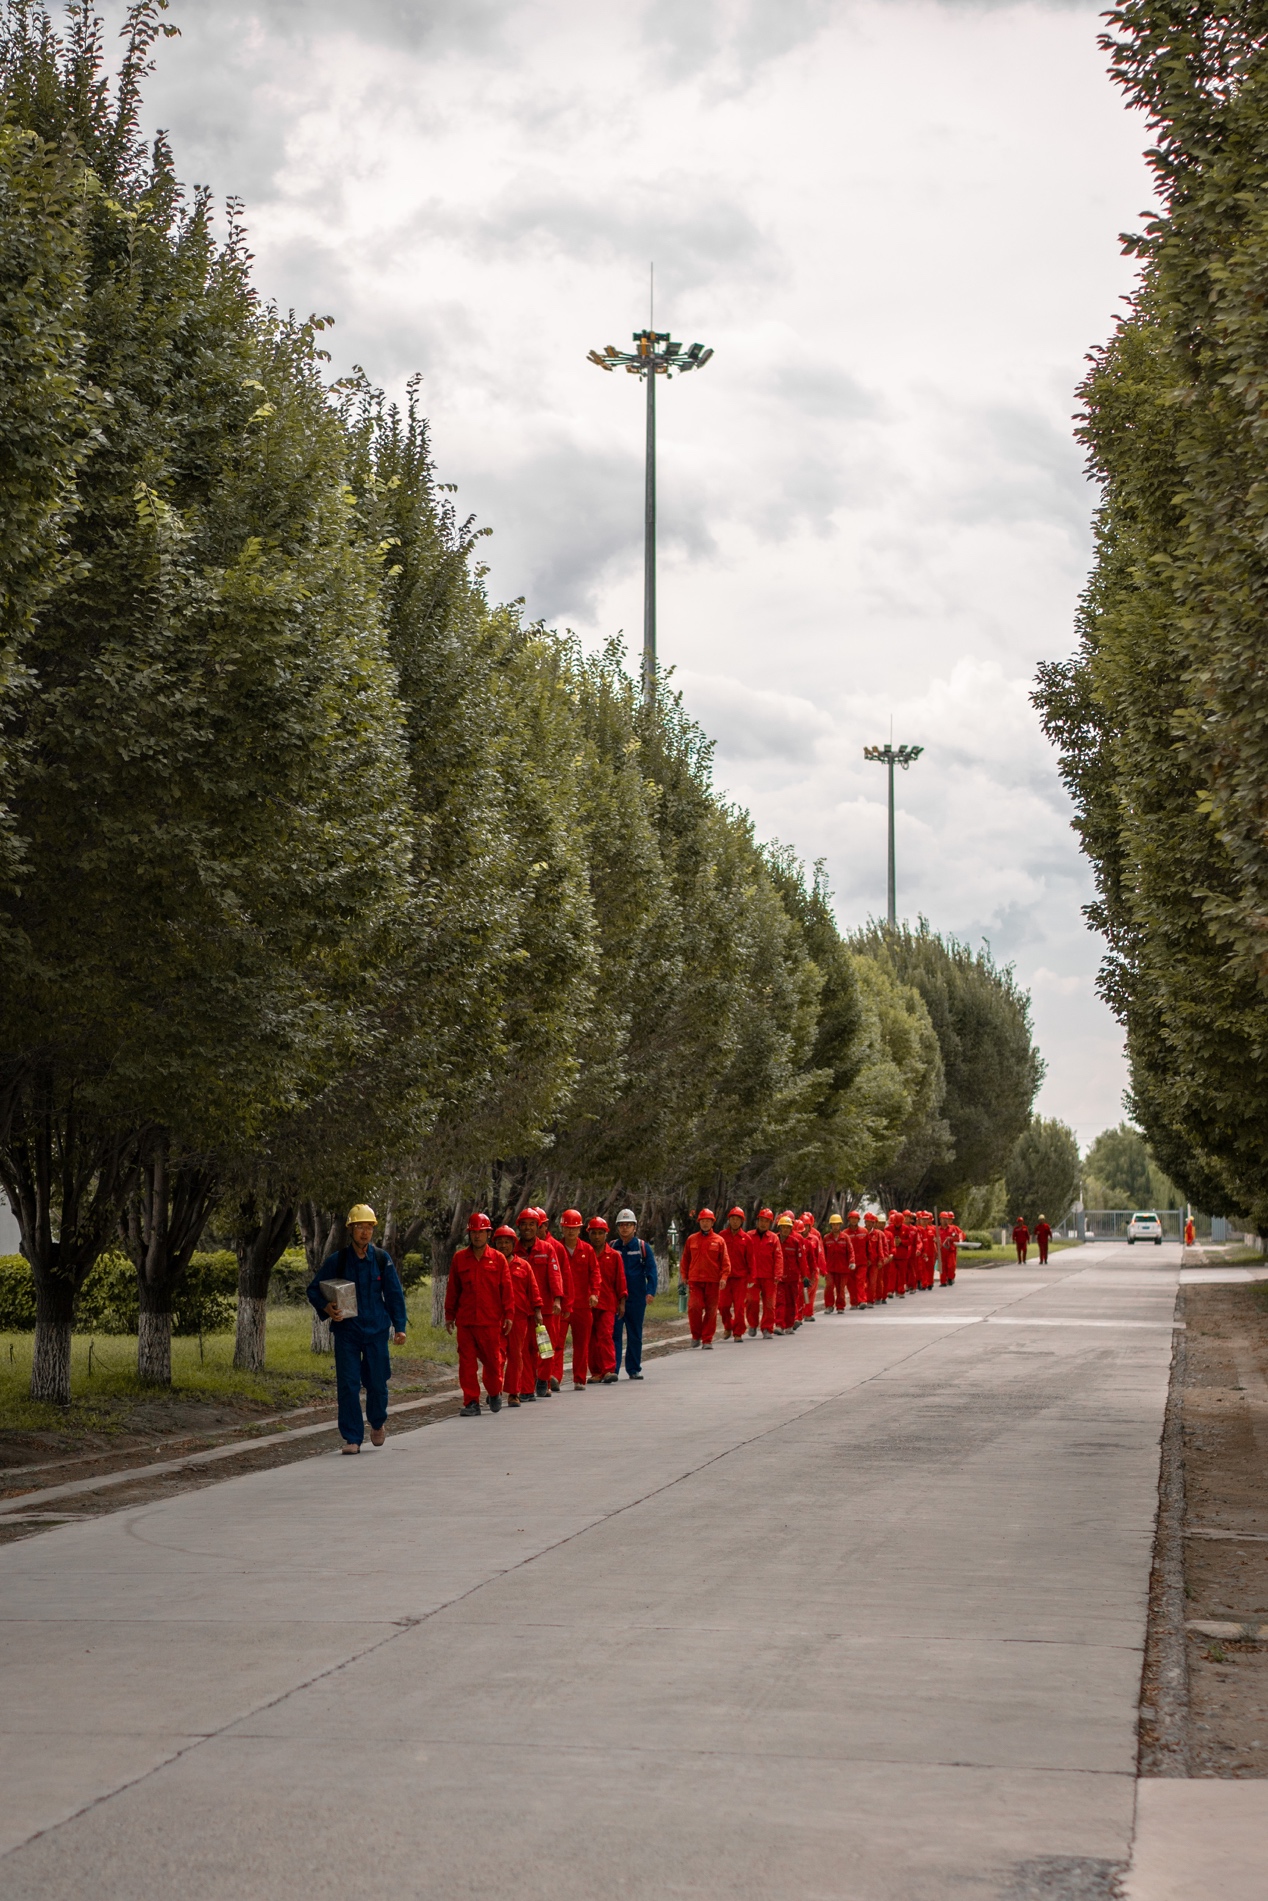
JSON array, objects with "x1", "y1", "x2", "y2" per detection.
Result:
[
  {"x1": 586, "y1": 326, "x2": 714, "y2": 699},
  {"x1": 864, "y1": 742, "x2": 924, "y2": 927}
]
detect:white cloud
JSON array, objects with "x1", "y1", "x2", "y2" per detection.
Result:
[{"x1": 135, "y1": 0, "x2": 1147, "y2": 1144}]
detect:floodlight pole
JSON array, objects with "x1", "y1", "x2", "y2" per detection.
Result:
[
  {"x1": 863, "y1": 742, "x2": 924, "y2": 927},
  {"x1": 644, "y1": 354, "x2": 656, "y2": 699},
  {"x1": 586, "y1": 327, "x2": 713, "y2": 700}
]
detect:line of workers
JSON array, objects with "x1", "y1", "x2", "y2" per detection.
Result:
[{"x1": 444, "y1": 1204, "x2": 964, "y2": 1416}]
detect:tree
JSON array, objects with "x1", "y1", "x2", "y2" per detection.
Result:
[
  {"x1": 1034, "y1": 1, "x2": 1268, "y2": 1230},
  {"x1": 1004, "y1": 1119, "x2": 1081, "y2": 1228},
  {"x1": 851, "y1": 921, "x2": 1042, "y2": 1206},
  {"x1": 0, "y1": 3, "x2": 413, "y2": 1394},
  {"x1": 1083, "y1": 1124, "x2": 1153, "y2": 1209}
]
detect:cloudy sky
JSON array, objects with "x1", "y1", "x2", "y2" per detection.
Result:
[{"x1": 135, "y1": 0, "x2": 1155, "y2": 1147}]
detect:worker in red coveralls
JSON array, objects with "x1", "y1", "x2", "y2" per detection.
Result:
[
  {"x1": 1012, "y1": 1217, "x2": 1030, "y2": 1264},
  {"x1": 1185, "y1": 1215, "x2": 1196, "y2": 1248},
  {"x1": 681, "y1": 1208, "x2": 729, "y2": 1348},
  {"x1": 822, "y1": 1213, "x2": 850, "y2": 1312},
  {"x1": 843, "y1": 1210, "x2": 868, "y2": 1307},
  {"x1": 516, "y1": 1208, "x2": 563, "y2": 1399},
  {"x1": 494, "y1": 1224, "x2": 541, "y2": 1407},
  {"x1": 1033, "y1": 1215, "x2": 1052, "y2": 1265},
  {"x1": 862, "y1": 1211, "x2": 883, "y2": 1304},
  {"x1": 559, "y1": 1209, "x2": 600, "y2": 1389},
  {"x1": 718, "y1": 1207, "x2": 751, "y2": 1342},
  {"x1": 799, "y1": 1211, "x2": 825, "y2": 1320},
  {"x1": 536, "y1": 1206, "x2": 574, "y2": 1390},
  {"x1": 585, "y1": 1217, "x2": 627, "y2": 1383},
  {"x1": 774, "y1": 1212, "x2": 803, "y2": 1333},
  {"x1": 746, "y1": 1208, "x2": 780, "y2": 1337},
  {"x1": 445, "y1": 1214, "x2": 514, "y2": 1416},
  {"x1": 919, "y1": 1212, "x2": 939, "y2": 1290},
  {"x1": 893, "y1": 1211, "x2": 916, "y2": 1298},
  {"x1": 937, "y1": 1211, "x2": 962, "y2": 1286}
]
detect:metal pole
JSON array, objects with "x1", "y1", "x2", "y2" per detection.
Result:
[
  {"x1": 887, "y1": 756, "x2": 896, "y2": 927},
  {"x1": 643, "y1": 360, "x2": 656, "y2": 700}
]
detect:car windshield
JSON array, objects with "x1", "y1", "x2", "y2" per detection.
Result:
[{"x1": 1133, "y1": 1213, "x2": 1158, "y2": 1222}]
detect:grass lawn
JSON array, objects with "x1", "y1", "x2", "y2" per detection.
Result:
[
  {"x1": 0, "y1": 1284, "x2": 457, "y2": 1437},
  {"x1": 958, "y1": 1239, "x2": 1082, "y2": 1267}
]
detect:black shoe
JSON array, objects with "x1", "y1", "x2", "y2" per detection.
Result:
[
  {"x1": 522, "y1": 1391, "x2": 536, "y2": 1402},
  {"x1": 549, "y1": 1378, "x2": 560, "y2": 1392},
  {"x1": 628, "y1": 1370, "x2": 643, "y2": 1379},
  {"x1": 691, "y1": 1338, "x2": 702, "y2": 1348},
  {"x1": 488, "y1": 1393, "x2": 502, "y2": 1413},
  {"x1": 805, "y1": 1315, "x2": 816, "y2": 1322},
  {"x1": 536, "y1": 1379, "x2": 550, "y2": 1397},
  {"x1": 602, "y1": 1373, "x2": 617, "y2": 1384},
  {"x1": 702, "y1": 1342, "x2": 713, "y2": 1350},
  {"x1": 746, "y1": 1327, "x2": 757, "y2": 1337},
  {"x1": 460, "y1": 1400, "x2": 481, "y2": 1417}
]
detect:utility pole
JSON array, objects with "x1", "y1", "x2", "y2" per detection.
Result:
[
  {"x1": 587, "y1": 325, "x2": 713, "y2": 699},
  {"x1": 863, "y1": 742, "x2": 923, "y2": 926}
]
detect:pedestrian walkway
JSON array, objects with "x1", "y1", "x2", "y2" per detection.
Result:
[{"x1": 0, "y1": 1244, "x2": 1237, "y2": 1898}]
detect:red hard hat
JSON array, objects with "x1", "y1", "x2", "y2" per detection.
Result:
[
  {"x1": 587, "y1": 1216, "x2": 609, "y2": 1232},
  {"x1": 493, "y1": 1224, "x2": 517, "y2": 1240},
  {"x1": 727, "y1": 1206, "x2": 745, "y2": 1220},
  {"x1": 847, "y1": 1209, "x2": 861, "y2": 1221},
  {"x1": 697, "y1": 1207, "x2": 716, "y2": 1223},
  {"x1": 517, "y1": 1208, "x2": 538, "y2": 1225},
  {"x1": 756, "y1": 1207, "x2": 774, "y2": 1221},
  {"x1": 801, "y1": 1211, "x2": 814, "y2": 1221},
  {"x1": 467, "y1": 1212, "x2": 492, "y2": 1232},
  {"x1": 561, "y1": 1208, "x2": 583, "y2": 1226}
]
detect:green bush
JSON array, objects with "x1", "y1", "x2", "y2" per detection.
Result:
[
  {"x1": 268, "y1": 1248, "x2": 312, "y2": 1307},
  {"x1": 962, "y1": 1230, "x2": 995, "y2": 1249},
  {"x1": 176, "y1": 1252, "x2": 237, "y2": 1334},
  {"x1": 0, "y1": 1256, "x2": 36, "y2": 1329},
  {"x1": 400, "y1": 1252, "x2": 427, "y2": 1290}
]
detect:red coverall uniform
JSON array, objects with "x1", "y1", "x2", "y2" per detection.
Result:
[
  {"x1": 1013, "y1": 1220, "x2": 1030, "y2": 1264},
  {"x1": 445, "y1": 1246, "x2": 514, "y2": 1402},
  {"x1": 800, "y1": 1222, "x2": 825, "y2": 1317},
  {"x1": 504, "y1": 1252, "x2": 542, "y2": 1398},
  {"x1": 588, "y1": 1245, "x2": 627, "y2": 1379},
  {"x1": 937, "y1": 1220, "x2": 962, "y2": 1286},
  {"x1": 718, "y1": 1225, "x2": 752, "y2": 1340},
  {"x1": 918, "y1": 1220, "x2": 937, "y2": 1289},
  {"x1": 775, "y1": 1230, "x2": 804, "y2": 1331},
  {"x1": 746, "y1": 1229, "x2": 781, "y2": 1335},
  {"x1": 1034, "y1": 1220, "x2": 1052, "y2": 1265},
  {"x1": 544, "y1": 1231, "x2": 574, "y2": 1384},
  {"x1": 893, "y1": 1218, "x2": 916, "y2": 1296},
  {"x1": 562, "y1": 1238, "x2": 600, "y2": 1387},
  {"x1": 682, "y1": 1229, "x2": 729, "y2": 1343},
  {"x1": 844, "y1": 1220, "x2": 868, "y2": 1306},
  {"x1": 874, "y1": 1218, "x2": 894, "y2": 1302},
  {"x1": 518, "y1": 1237, "x2": 564, "y2": 1386},
  {"x1": 823, "y1": 1230, "x2": 851, "y2": 1310}
]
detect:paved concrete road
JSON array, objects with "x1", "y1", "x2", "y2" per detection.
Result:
[{"x1": 0, "y1": 1245, "x2": 1180, "y2": 1900}]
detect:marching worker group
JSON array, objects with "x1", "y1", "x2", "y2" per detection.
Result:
[{"x1": 308, "y1": 1200, "x2": 963, "y2": 1446}]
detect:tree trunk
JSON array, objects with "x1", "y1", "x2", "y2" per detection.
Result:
[
  {"x1": 299, "y1": 1201, "x2": 342, "y2": 1353},
  {"x1": 310, "y1": 1309, "x2": 332, "y2": 1354},
  {"x1": 232, "y1": 1197, "x2": 298, "y2": 1372},
  {"x1": 137, "y1": 1306, "x2": 172, "y2": 1385},
  {"x1": 31, "y1": 1273, "x2": 74, "y2": 1405},
  {"x1": 234, "y1": 1295, "x2": 268, "y2": 1371}
]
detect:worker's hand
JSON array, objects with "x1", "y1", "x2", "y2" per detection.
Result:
[
  {"x1": 324, "y1": 1302, "x2": 342, "y2": 1321},
  {"x1": 589, "y1": 1295, "x2": 599, "y2": 1308},
  {"x1": 552, "y1": 1300, "x2": 561, "y2": 1315},
  {"x1": 445, "y1": 1320, "x2": 455, "y2": 1335},
  {"x1": 503, "y1": 1315, "x2": 513, "y2": 1336},
  {"x1": 392, "y1": 1331, "x2": 406, "y2": 1345},
  {"x1": 617, "y1": 1300, "x2": 626, "y2": 1318}
]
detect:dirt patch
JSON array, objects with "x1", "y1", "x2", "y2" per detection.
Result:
[{"x1": 1178, "y1": 1280, "x2": 1268, "y2": 1776}]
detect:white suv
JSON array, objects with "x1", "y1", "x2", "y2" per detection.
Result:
[{"x1": 1127, "y1": 1212, "x2": 1163, "y2": 1245}]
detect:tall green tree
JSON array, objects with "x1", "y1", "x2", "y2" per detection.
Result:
[
  {"x1": 1004, "y1": 1118, "x2": 1081, "y2": 1228},
  {"x1": 1035, "y1": 0, "x2": 1268, "y2": 1229},
  {"x1": 851, "y1": 921, "x2": 1041, "y2": 1206}
]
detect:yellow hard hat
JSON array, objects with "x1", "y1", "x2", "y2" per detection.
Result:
[
  {"x1": 347, "y1": 1203, "x2": 377, "y2": 1226},
  {"x1": 826, "y1": 1212, "x2": 844, "y2": 1227}
]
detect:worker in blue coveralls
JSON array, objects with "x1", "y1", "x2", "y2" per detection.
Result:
[
  {"x1": 611, "y1": 1208, "x2": 658, "y2": 1381},
  {"x1": 306, "y1": 1202, "x2": 407, "y2": 1455}
]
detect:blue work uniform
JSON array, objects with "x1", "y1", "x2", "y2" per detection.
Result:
[
  {"x1": 612, "y1": 1234, "x2": 657, "y2": 1377},
  {"x1": 306, "y1": 1244, "x2": 407, "y2": 1446}
]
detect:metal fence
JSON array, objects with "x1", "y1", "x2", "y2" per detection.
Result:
[{"x1": 1080, "y1": 1208, "x2": 1185, "y2": 1241}]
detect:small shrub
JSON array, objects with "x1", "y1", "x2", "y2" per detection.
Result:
[
  {"x1": 0, "y1": 1256, "x2": 36, "y2": 1330},
  {"x1": 400, "y1": 1252, "x2": 427, "y2": 1290},
  {"x1": 963, "y1": 1230, "x2": 996, "y2": 1249},
  {"x1": 267, "y1": 1249, "x2": 311, "y2": 1307},
  {"x1": 176, "y1": 1252, "x2": 237, "y2": 1334},
  {"x1": 78, "y1": 1253, "x2": 139, "y2": 1334}
]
